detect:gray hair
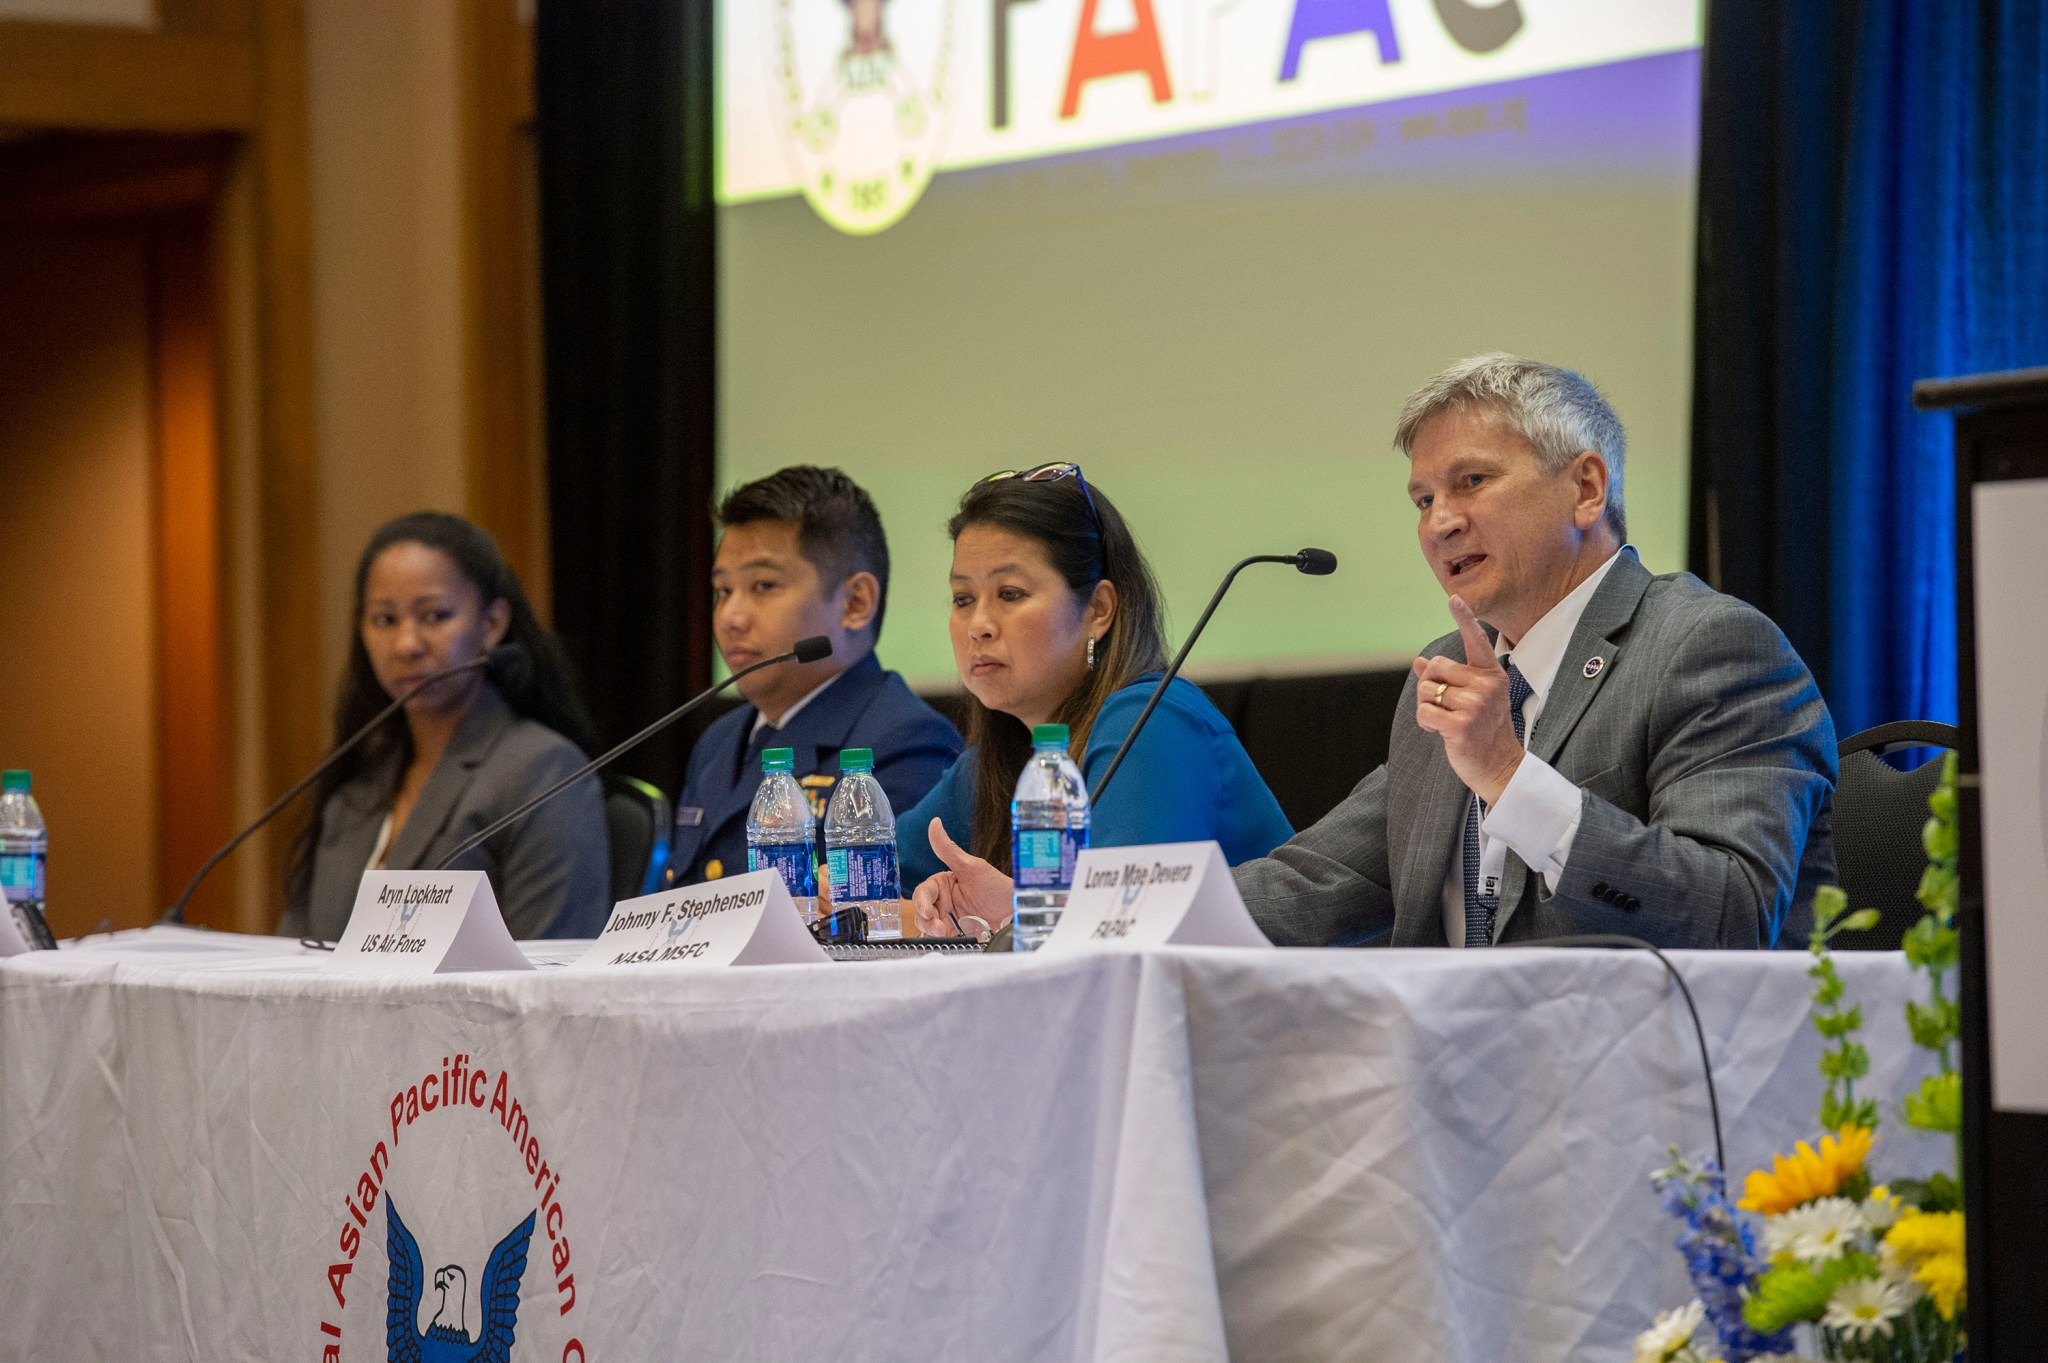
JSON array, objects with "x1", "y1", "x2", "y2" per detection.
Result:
[{"x1": 1393, "y1": 352, "x2": 1627, "y2": 538}]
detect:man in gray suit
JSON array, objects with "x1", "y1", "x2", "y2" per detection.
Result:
[{"x1": 1235, "y1": 354, "x2": 1835, "y2": 949}]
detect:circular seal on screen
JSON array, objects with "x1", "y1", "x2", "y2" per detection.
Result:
[{"x1": 771, "y1": 0, "x2": 958, "y2": 236}]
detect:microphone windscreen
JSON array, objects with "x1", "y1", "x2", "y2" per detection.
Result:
[
  {"x1": 792, "y1": 635, "x2": 834, "y2": 664},
  {"x1": 488, "y1": 642, "x2": 534, "y2": 691},
  {"x1": 1295, "y1": 548, "x2": 1339, "y2": 576}
]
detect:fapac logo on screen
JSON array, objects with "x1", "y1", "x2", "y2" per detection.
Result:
[
  {"x1": 772, "y1": 0, "x2": 959, "y2": 235},
  {"x1": 759, "y1": 0, "x2": 1547, "y2": 236}
]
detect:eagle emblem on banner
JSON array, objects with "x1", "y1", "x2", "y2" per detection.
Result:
[{"x1": 386, "y1": 1198, "x2": 536, "y2": 1363}]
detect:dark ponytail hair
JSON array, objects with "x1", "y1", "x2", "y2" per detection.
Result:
[
  {"x1": 283, "y1": 512, "x2": 597, "y2": 909},
  {"x1": 947, "y1": 474, "x2": 1168, "y2": 871}
]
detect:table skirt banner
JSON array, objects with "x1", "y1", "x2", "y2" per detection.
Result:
[{"x1": 0, "y1": 931, "x2": 1944, "y2": 1362}]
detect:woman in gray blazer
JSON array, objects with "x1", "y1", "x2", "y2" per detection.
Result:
[{"x1": 278, "y1": 513, "x2": 609, "y2": 941}]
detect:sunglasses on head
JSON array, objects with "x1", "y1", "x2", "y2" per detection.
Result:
[{"x1": 981, "y1": 461, "x2": 1104, "y2": 540}]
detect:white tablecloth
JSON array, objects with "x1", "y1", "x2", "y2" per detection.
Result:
[{"x1": 0, "y1": 930, "x2": 1943, "y2": 1362}]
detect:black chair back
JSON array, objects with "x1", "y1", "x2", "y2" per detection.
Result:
[
  {"x1": 604, "y1": 774, "x2": 672, "y2": 905},
  {"x1": 1830, "y1": 720, "x2": 1959, "y2": 951}
]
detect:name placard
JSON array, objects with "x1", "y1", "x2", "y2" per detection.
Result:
[
  {"x1": 1040, "y1": 841, "x2": 1274, "y2": 952},
  {"x1": 326, "y1": 871, "x2": 533, "y2": 975},
  {"x1": 567, "y1": 869, "x2": 828, "y2": 970},
  {"x1": 0, "y1": 903, "x2": 29, "y2": 957}
]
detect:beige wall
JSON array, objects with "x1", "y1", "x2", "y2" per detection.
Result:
[
  {"x1": 0, "y1": 230, "x2": 158, "y2": 934},
  {"x1": 0, "y1": 0, "x2": 538, "y2": 930},
  {"x1": 303, "y1": 0, "x2": 468, "y2": 701}
]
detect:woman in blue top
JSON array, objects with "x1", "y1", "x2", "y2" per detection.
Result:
[{"x1": 902, "y1": 463, "x2": 1292, "y2": 938}]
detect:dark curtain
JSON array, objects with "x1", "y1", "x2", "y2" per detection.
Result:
[
  {"x1": 534, "y1": 0, "x2": 718, "y2": 797},
  {"x1": 1692, "y1": 1, "x2": 2048, "y2": 739}
]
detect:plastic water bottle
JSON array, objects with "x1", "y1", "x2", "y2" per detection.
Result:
[
  {"x1": 824, "y1": 748, "x2": 901, "y2": 940},
  {"x1": 1011, "y1": 724, "x2": 1089, "y2": 952},
  {"x1": 746, "y1": 747, "x2": 818, "y2": 925},
  {"x1": 0, "y1": 769, "x2": 53, "y2": 950}
]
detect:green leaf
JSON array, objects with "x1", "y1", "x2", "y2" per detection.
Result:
[
  {"x1": 1893, "y1": 1172, "x2": 1962, "y2": 1213},
  {"x1": 1840, "y1": 908, "x2": 1881, "y2": 933},
  {"x1": 1923, "y1": 815, "x2": 1958, "y2": 864},
  {"x1": 1905, "y1": 998, "x2": 1959, "y2": 1051},
  {"x1": 1813, "y1": 884, "x2": 1848, "y2": 930},
  {"x1": 1813, "y1": 1008, "x2": 1863, "y2": 1039},
  {"x1": 1923, "y1": 927, "x2": 1960, "y2": 973},
  {"x1": 1902, "y1": 1072, "x2": 1963, "y2": 1133},
  {"x1": 1915, "y1": 863, "x2": 1956, "y2": 912},
  {"x1": 1928, "y1": 782, "x2": 1956, "y2": 823},
  {"x1": 1839, "y1": 1041, "x2": 1870, "y2": 1081},
  {"x1": 1743, "y1": 1255, "x2": 1876, "y2": 1334},
  {"x1": 1903, "y1": 916, "x2": 1939, "y2": 968}
]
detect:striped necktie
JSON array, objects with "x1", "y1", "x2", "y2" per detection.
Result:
[{"x1": 1462, "y1": 657, "x2": 1534, "y2": 947}]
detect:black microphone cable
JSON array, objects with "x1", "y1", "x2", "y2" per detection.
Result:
[{"x1": 1525, "y1": 933, "x2": 1725, "y2": 1175}]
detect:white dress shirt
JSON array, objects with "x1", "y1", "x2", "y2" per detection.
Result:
[
  {"x1": 1441, "y1": 548, "x2": 1628, "y2": 946},
  {"x1": 747, "y1": 666, "x2": 844, "y2": 741}
]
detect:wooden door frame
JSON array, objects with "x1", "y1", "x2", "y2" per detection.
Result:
[{"x1": 0, "y1": 133, "x2": 240, "y2": 926}]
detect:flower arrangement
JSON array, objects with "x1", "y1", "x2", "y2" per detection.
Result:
[{"x1": 1636, "y1": 755, "x2": 1966, "y2": 1363}]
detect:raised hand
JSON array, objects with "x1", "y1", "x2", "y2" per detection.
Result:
[
  {"x1": 1411, "y1": 593, "x2": 1525, "y2": 806},
  {"x1": 910, "y1": 817, "x2": 1015, "y2": 939}
]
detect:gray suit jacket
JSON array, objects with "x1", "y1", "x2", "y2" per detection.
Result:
[
  {"x1": 1233, "y1": 552, "x2": 1836, "y2": 949},
  {"x1": 278, "y1": 684, "x2": 610, "y2": 942}
]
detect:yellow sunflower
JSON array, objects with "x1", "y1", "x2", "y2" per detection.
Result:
[
  {"x1": 1738, "y1": 1125, "x2": 1874, "y2": 1214},
  {"x1": 1884, "y1": 1208, "x2": 1967, "y2": 1319}
]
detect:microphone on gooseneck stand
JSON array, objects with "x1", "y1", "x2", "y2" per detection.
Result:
[
  {"x1": 427, "y1": 635, "x2": 835, "y2": 872},
  {"x1": 1089, "y1": 548, "x2": 1338, "y2": 805},
  {"x1": 981, "y1": 550, "x2": 1336, "y2": 953},
  {"x1": 160, "y1": 643, "x2": 533, "y2": 925}
]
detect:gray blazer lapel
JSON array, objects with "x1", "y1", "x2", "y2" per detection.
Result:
[
  {"x1": 1527, "y1": 551, "x2": 1650, "y2": 766},
  {"x1": 384, "y1": 684, "x2": 515, "y2": 871},
  {"x1": 1493, "y1": 551, "x2": 1651, "y2": 940}
]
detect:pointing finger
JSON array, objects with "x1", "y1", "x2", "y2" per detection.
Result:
[{"x1": 1448, "y1": 595, "x2": 1499, "y2": 671}]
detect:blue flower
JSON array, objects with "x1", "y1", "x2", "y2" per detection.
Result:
[{"x1": 1651, "y1": 1153, "x2": 1797, "y2": 1361}]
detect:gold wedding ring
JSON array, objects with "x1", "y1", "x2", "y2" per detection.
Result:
[{"x1": 1434, "y1": 682, "x2": 1448, "y2": 705}]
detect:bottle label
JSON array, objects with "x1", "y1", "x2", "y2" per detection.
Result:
[
  {"x1": 1013, "y1": 827, "x2": 1085, "y2": 891},
  {"x1": 826, "y1": 843, "x2": 899, "y2": 903},
  {"x1": 0, "y1": 851, "x2": 43, "y2": 902},
  {"x1": 747, "y1": 840, "x2": 817, "y2": 900}
]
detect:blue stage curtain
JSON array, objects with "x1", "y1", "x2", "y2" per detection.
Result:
[{"x1": 1693, "y1": 2, "x2": 2048, "y2": 737}]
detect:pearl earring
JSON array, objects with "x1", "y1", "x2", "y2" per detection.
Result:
[{"x1": 1087, "y1": 636, "x2": 1097, "y2": 670}]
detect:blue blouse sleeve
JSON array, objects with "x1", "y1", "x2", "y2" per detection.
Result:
[
  {"x1": 1078, "y1": 686, "x2": 1225, "y2": 850},
  {"x1": 894, "y1": 749, "x2": 975, "y2": 890}
]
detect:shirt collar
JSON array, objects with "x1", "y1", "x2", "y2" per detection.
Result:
[
  {"x1": 749, "y1": 667, "x2": 844, "y2": 739},
  {"x1": 1495, "y1": 546, "x2": 1631, "y2": 702}
]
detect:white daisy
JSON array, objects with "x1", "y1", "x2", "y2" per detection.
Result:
[
  {"x1": 1874, "y1": 1239, "x2": 1928, "y2": 1295},
  {"x1": 1761, "y1": 1197, "x2": 1865, "y2": 1263},
  {"x1": 1633, "y1": 1300, "x2": 1705, "y2": 1363},
  {"x1": 1822, "y1": 1274, "x2": 1915, "y2": 1340},
  {"x1": 1860, "y1": 1186, "x2": 1902, "y2": 1232}
]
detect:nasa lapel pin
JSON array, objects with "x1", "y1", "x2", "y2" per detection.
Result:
[{"x1": 1582, "y1": 656, "x2": 1606, "y2": 679}]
